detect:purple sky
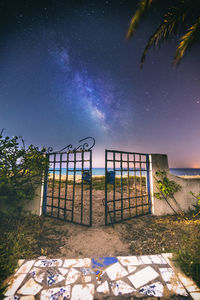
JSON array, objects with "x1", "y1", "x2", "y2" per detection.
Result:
[{"x1": 1, "y1": 0, "x2": 200, "y2": 167}]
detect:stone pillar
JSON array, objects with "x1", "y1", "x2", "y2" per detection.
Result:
[
  {"x1": 150, "y1": 154, "x2": 172, "y2": 215},
  {"x1": 24, "y1": 181, "x2": 44, "y2": 216}
]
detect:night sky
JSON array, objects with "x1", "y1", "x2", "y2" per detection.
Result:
[{"x1": 1, "y1": 0, "x2": 200, "y2": 167}]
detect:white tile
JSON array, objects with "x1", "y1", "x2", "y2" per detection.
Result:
[
  {"x1": 16, "y1": 260, "x2": 35, "y2": 274},
  {"x1": 18, "y1": 278, "x2": 42, "y2": 295},
  {"x1": 190, "y1": 292, "x2": 200, "y2": 300},
  {"x1": 117, "y1": 256, "x2": 140, "y2": 266},
  {"x1": 150, "y1": 255, "x2": 167, "y2": 264},
  {"x1": 105, "y1": 262, "x2": 128, "y2": 281},
  {"x1": 167, "y1": 283, "x2": 188, "y2": 297},
  {"x1": 58, "y1": 268, "x2": 68, "y2": 276},
  {"x1": 111, "y1": 280, "x2": 135, "y2": 296},
  {"x1": 71, "y1": 284, "x2": 94, "y2": 300},
  {"x1": 127, "y1": 266, "x2": 137, "y2": 274},
  {"x1": 65, "y1": 268, "x2": 81, "y2": 285},
  {"x1": 139, "y1": 281, "x2": 164, "y2": 297},
  {"x1": 5, "y1": 273, "x2": 27, "y2": 296},
  {"x1": 96, "y1": 281, "x2": 109, "y2": 294},
  {"x1": 177, "y1": 273, "x2": 200, "y2": 293},
  {"x1": 63, "y1": 258, "x2": 91, "y2": 268},
  {"x1": 40, "y1": 286, "x2": 71, "y2": 300},
  {"x1": 18, "y1": 260, "x2": 25, "y2": 268},
  {"x1": 128, "y1": 266, "x2": 159, "y2": 289},
  {"x1": 159, "y1": 267, "x2": 174, "y2": 282},
  {"x1": 20, "y1": 296, "x2": 35, "y2": 300},
  {"x1": 84, "y1": 276, "x2": 91, "y2": 283},
  {"x1": 138, "y1": 256, "x2": 152, "y2": 264},
  {"x1": 29, "y1": 268, "x2": 45, "y2": 283},
  {"x1": 34, "y1": 259, "x2": 63, "y2": 268}
]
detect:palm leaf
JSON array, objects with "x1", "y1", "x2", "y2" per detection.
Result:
[
  {"x1": 140, "y1": 2, "x2": 189, "y2": 67},
  {"x1": 126, "y1": 0, "x2": 159, "y2": 39},
  {"x1": 174, "y1": 17, "x2": 200, "y2": 64}
]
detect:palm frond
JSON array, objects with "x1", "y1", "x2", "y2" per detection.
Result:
[
  {"x1": 174, "y1": 17, "x2": 200, "y2": 65},
  {"x1": 140, "y1": 3, "x2": 189, "y2": 67},
  {"x1": 126, "y1": 0, "x2": 158, "y2": 39}
]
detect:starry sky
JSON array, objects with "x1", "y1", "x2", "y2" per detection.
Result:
[{"x1": 1, "y1": 0, "x2": 200, "y2": 167}]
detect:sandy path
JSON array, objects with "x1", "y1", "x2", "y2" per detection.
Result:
[{"x1": 59, "y1": 223, "x2": 131, "y2": 258}]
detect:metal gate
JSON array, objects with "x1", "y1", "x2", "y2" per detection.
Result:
[
  {"x1": 42, "y1": 138, "x2": 94, "y2": 226},
  {"x1": 105, "y1": 149, "x2": 151, "y2": 225},
  {"x1": 42, "y1": 138, "x2": 151, "y2": 226}
]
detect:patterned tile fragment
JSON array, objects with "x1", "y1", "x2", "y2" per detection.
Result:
[
  {"x1": 71, "y1": 284, "x2": 94, "y2": 300},
  {"x1": 128, "y1": 266, "x2": 159, "y2": 288},
  {"x1": 111, "y1": 280, "x2": 135, "y2": 296},
  {"x1": 29, "y1": 268, "x2": 45, "y2": 283},
  {"x1": 34, "y1": 259, "x2": 62, "y2": 268},
  {"x1": 40, "y1": 286, "x2": 70, "y2": 300},
  {"x1": 139, "y1": 281, "x2": 164, "y2": 297},
  {"x1": 17, "y1": 278, "x2": 42, "y2": 295},
  {"x1": 106, "y1": 262, "x2": 128, "y2": 280},
  {"x1": 46, "y1": 270, "x2": 65, "y2": 286}
]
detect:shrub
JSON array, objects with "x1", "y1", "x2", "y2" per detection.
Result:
[
  {"x1": 173, "y1": 229, "x2": 200, "y2": 287},
  {"x1": 0, "y1": 130, "x2": 49, "y2": 215}
]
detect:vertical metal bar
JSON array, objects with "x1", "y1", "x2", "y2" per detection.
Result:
[
  {"x1": 57, "y1": 153, "x2": 62, "y2": 218},
  {"x1": 105, "y1": 149, "x2": 108, "y2": 225},
  {"x1": 89, "y1": 150, "x2": 92, "y2": 227},
  {"x1": 139, "y1": 154, "x2": 143, "y2": 215},
  {"x1": 120, "y1": 152, "x2": 123, "y2": 221},
  {"x1": 64, "y1": 152, "x2": 69, "y2": 220},
  {"x1": 72, "y1": 152, "x2": 76, "y2": 221},
  {"x1": 42, "y1": 153, "x2": 49, "y2": 214},
  {"x1": 146, "y1": 154, "x2": 151, "y2": 214},
  {"x1": 81, "y1": 151, "x2": 84, "y2": 224},
  {"x1": 127, "y1": 153, "x2": 131, "y2": 217},
  {"x1": 113, "y1": 151, "x2": 116, "y2": 223},
  {"x1": 134, "y1": 154, "x2": 137, "y2": 216},
  {"x1": 51, "y1": 153, "x2": 56, "y2": 216}
]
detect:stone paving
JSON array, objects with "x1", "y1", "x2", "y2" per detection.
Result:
[{"x1": 4, "y1": 253, "x2": 200, "y2": 299}]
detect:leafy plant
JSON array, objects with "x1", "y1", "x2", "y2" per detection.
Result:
[
  {"x1": 0, "y1": 129, "x2": 49, "y2": 215},
  {"x1": 154, "y1": 170, "x2": 182, "y2": 215},
  {"x1": 189, "y1": 191, "x2": 200, "y2": 217}
]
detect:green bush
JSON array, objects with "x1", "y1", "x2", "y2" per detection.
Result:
[
  {"x1": 173, "y1": 229, "x2": 200, "y2": 287},
  {"x1": 0, "y1": 130, "x2": 48, "y2": 215},
  {"x1": 0, "y1": 213, "x2": 61, "y2": 298}
]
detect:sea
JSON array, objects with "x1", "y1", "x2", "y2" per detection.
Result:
[{"x1": 49, "y1": 168, "x2": 200, "y2": 176}]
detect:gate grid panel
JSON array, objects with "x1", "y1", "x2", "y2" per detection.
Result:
[
  {"x1": 105, "y1": 149, "x2": 151, "y2": 225},
  {"x1": 43, "y1": 150, "x2": 92, "y2": 227}
]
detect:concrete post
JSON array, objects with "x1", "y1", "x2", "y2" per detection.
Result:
[{"x1": 24, "y1": 181, "x2": 44, "y2": 216}]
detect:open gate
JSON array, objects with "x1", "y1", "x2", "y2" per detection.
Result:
[
  {"x1": 42, "y1": 138, "x2": 151, "y2": 226},
  {"x1": 105, "y1": 149, "x2": 151, "y2": 225},
  {"x1": 42, "y1": 138, "x2": 94, "y2": 227}
]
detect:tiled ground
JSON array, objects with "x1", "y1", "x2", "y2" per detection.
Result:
[{"x1": 4, "y1": 254, "x2": 199, "y2": 299}]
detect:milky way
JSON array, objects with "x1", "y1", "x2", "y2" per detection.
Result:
[{"x1": 1, "y1": 0, "x2": 200, "y2": 167}]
